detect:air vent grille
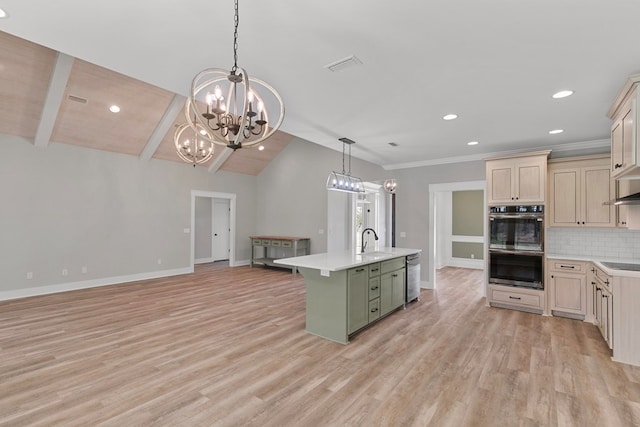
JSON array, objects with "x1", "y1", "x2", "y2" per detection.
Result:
[
  {"x1": 67, "y1": 95, "x2": 88, "y2": 104},
  {"x1": 324, "y1": 55, "x2": 362, "y2": 73}
]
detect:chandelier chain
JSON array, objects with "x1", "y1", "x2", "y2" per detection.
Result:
[{"x1": 232, "y1": 0, "x2": 239, "y2": 73}]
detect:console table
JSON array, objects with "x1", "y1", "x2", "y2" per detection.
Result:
[{"x1": 249, "y1": 236, "x2": 311, "y2": 274}]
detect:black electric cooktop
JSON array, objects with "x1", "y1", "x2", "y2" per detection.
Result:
[{"x1": 600, "y1": 261, "x2": 640, "y2": 272}]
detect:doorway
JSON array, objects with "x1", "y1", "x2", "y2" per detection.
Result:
[
  {"x1": 428, "y1": 181, "x2": 486, "y2": 292},
  {"x1": 191, "y1": 190, "x2": 236, "y2": 270}
]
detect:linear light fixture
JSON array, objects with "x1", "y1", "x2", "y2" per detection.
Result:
[{"x1": 327, "y1": 138, "x2": 364, "y2": 193}]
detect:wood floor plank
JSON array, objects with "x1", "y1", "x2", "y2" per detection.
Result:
[{"x1": 1, "y1": 264, "x2": 640, "y2": 426}]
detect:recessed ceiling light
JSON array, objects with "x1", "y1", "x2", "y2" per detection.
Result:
[
  {"x1": 552, "y1": 90, "x2": 574, "y2": 99},
  {"x1": 443, "y1": 114, "x2": 458, "y2": 121},
  {"x1": 109, "y1": 105, "x2": 120, "y2": 113},
  {"x1": 0, "y1": 8, "x2": 8, "y2": 18},
  {"x1": 549, "y1": 129, "x2": 564, "y2": 135},
  {"x1": 467, "y1": 141, "x2": 479, "y2": 146}
]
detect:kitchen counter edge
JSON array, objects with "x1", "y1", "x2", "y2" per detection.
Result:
[
  {"x1": 546, "y1": 254, "x2": 640, "y2": 278},
  {"x1": 274, "y1": 247, "x2": 421, "y2": 272}
]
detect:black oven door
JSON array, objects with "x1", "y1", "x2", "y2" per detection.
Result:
[
  {"x1": 489, "y1": 251, "x2": 544, "y2": 290},
  {"x1": 489, "y1": 215, "x2": 543, "y2": 251}
]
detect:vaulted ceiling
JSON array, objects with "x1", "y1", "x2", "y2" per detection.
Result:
[
  {"x1": 2, "y1": 1, "x2": 640, "y2": 170},
  {"x1": 0, "y1": 31, "x2": 294, "y2": 175}
]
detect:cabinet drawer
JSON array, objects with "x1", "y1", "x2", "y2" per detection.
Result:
[
  {"x1": 368, "y1": 277, "x2": 381, "y2": 300},
  {"x1": 492, "y1": 289, "x2": 541, "y2": 308},
  {"x1": 381, "y1": 257, "x2": 405, "y2": 274},
  {"x1": 252, "y1": 239, "x2": 262, "y2": 246},
  {"x1": 551, "y1": 260, "x2": 586, "y2": 273},
  {"x1": 368, "y1": 262, "x2": 381, "y2": 277},
  {"x1": 281, "y1": 241, "x2": 292, "y2": 248},
  {"x1": 270, "y1": 240, "x2": 282, "y2": 247},
  {"x1": 368, "y1": 298, "x2": 380, "y2": 322},
  {"x1": 260, "y1": 239, "x2": 271, "y2": 246}
]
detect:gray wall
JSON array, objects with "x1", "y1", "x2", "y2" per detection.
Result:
[
  {"x1": 452, "y1": 190, "x2": 484, "y2": 237},
  {"x1": 392, "y1": 161, "x2": 487, "y2": 282},
  {"x1": 255, "y1": 138, "x2": 386, "y2": 254},
  {"x1": 194, "y1": 197, "x2": 212, "y2": 261},
  {"x1": 0, "y1": 134, "x2": 257, "y2": 294},
  {"x1": 1, "y1": 130, "x2": 489, "y2": 295}
]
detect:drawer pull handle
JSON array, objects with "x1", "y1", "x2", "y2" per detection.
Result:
[
  {"x1": 392, "y1": 273, "x2": 398, "y2": 277},
  {"x1": 371, "y1": 308, "x2": 378, "y2": 313},
  {"x1": 371, "y1": 286, "x2": 379, "y2": 290},
  {"x1": 560, "y1": 265, "x2": 575, "y2": 269},
  {"x1": 356, "y1": 268, "x2": 365, "y2": 272},
  {"x1": 509, "y1": 296, "x2": 522, "y2": 300},
  {"x1": 615, "y1": 163, "x2": 623, "y2": 169},
  {"x1": 371, "y1": 268, "x2": 379, "y2": 272}
]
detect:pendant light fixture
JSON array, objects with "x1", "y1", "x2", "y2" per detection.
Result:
[
  {"x1": 383, "y1": 179, "x2": 397, "y2": 193},
  {"x1": 186, "y1": 0, "x2": 284, "y2": 150},
  {"x1": 174, "y1": 114, "x2": 215, "y2": 167},
  {"x1": 327, "y1": 138, "x2": 364, "y2": 193}
]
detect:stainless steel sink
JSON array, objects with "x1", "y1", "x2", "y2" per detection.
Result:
[{"x1": 600, "y1": 261, "x2": 640, "y2": 271}]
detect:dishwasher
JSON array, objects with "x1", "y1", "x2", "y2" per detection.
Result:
[{"x1": 406, "y1": 253, "x2": 421, "y2": 303}]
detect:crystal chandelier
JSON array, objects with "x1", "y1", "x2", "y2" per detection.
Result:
[
  {"x1": 326, "y1": 138, "x2": 364, "y2": 193},
  {"x1": 174, "y1": 115, "x2": 215, "y2": 167},
  {"x1": 187, "y1": 0, "x2": 284, "y2": 150}
]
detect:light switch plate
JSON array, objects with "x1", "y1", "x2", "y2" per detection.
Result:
[{"x1": 400, "y1": 231, "x2": 406, "y2": 238}]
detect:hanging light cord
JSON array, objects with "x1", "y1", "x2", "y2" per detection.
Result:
[{"x1": 232, "y1": 0, "x2": 239, "y2": 74}]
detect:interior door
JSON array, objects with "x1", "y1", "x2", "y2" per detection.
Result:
[{"x1": 212, "y1": 199, "x2": 230, "y2": 261}]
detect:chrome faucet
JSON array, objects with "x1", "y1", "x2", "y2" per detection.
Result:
[{"x1": 361, "y1": 228, "x2": 379, "y2": 253}]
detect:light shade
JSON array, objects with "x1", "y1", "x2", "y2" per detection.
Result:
[
  {"x1": 383, "y1": 179, "x2": 397, "y2": 193},
  {"x1": 327, "y1": 172, "x2": 364, "y2": 193}
]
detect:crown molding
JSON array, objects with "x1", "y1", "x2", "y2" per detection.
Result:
[{"x1": 382, "y1": 139, "x2": 610, "y2": 170}]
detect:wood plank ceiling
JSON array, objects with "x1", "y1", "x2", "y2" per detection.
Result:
[{"x1": 0, "y1": 31, "x2": 293, "y2": 175}]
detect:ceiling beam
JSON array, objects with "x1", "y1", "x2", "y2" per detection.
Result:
[
  {"x1": 139, "y1": 94, "x2": 186, "y2": 161},
  {"x1": 34, "y1": 52, "x2": 74, "y2": 148},
  {"x1": 208, "y1": 147, "x2": 234, "y2": 173}
]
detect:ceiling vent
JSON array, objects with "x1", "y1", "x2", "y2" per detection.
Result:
[
  {"x1": 324, "y1": 55, "x2": 362, "y2": 73},
  {"x1": 67, "y1": 95, "x2": 88, "y2": 104},
  {"x1": 388, "y1": 142, "x2": 399, "y2": 147}
]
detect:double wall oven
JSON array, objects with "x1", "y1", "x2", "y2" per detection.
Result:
[{"x1": 489, "y1": 205, "x2": 544, "y2": 290}]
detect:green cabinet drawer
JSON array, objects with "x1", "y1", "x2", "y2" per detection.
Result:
[
  {"x1": 252, "y1": 239, "x2": 262, "y2": 246},
  {"x1": 368, "y1": 262, "x2": 381, "y2": 277},
  {"x1": 369, "y1": 298, "x2": 380, "y2": 322},
  {"x1": 271, "y1": 240, "x2": 282, "y2": 247},
  {"x1": 260, "y1": 239, "x2": 271, "y2": 246},
  {"x1": 281, "y1": 241, "x2": 292, "y2": 248},
  {"x1": 381, "y1": 257, "x2": 405, "y2": 274},
  {"x1": 368, "y1": 277, "x2": 380, "y2": 300}
]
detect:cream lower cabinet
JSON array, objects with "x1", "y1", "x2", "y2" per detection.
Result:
[
  {"x1": 548, "y1": 259, "x2": 587, "y2": 319},
  {"x1": 548, "y1": 156, "x2": 615, "y2": 228},
  {"x1": 486, "y1": 151, "x2": 550, "y2": 205}
]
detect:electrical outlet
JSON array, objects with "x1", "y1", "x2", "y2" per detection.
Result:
[
  {"x1": 26, "y1": 272, "x2": 33, "y2": 280},
  {"x1": 62, "y1": 269, "x2": 68, "y2": 276},
  {"x1": 318, "y1": 229, "x2": 325, "y2": 234},
  {"x1": 157, "y1": 258, "x2": 162, "y2": 265},
  {"x1": 81, "y1": 266, "x2": 87, "y2": 274},
  {"x1": 471, "y1": 254, "x2": 475, "y2": 259},
  {"x1": 400, "y1": 231, "x2": 407, "y2": 238}
]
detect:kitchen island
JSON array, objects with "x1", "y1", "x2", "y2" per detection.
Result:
[{"x1": 275, "y1": 247, "x2": 421, "y2": 344}]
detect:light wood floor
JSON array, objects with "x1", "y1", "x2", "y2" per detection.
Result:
[{"x1": 1, "y1": 264, "x2": 639, "y2": 426}]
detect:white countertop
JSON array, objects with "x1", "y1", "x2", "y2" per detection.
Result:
[
  {"x1": 274, "y1": 247, "x2": 421, "y2": 272},
  {"x1": 547, "y1": 253, "x2": 640, "y2": 278}
]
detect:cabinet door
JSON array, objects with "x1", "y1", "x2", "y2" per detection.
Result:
[
  {"x1": 380, "y1": 269, "x2": 405, "y2": 316},
  {"x1": 487, "y1": 162, "x2": 514, "y2": 204},
  {"x1": 550, "y1": 273, "x2": 586, "y2": 315},
  {"x1": 611, "y1": 120, "x2": 624, "y2": 175},
  {"x1": 622, "y1": 107, "x2": 635, "y2": 174},
  {"x1": 582, "y1": 166, "x2": 615, "y2": 227},
  {"x1": 515, "y1": 160, "x2": 545, "y2": 203},
  {"x1": 347, "y1": 267, "x2": 369, "y2": 334},
  {"x1": 549, "y1": 168, "x2": 580, "y2": 226}
]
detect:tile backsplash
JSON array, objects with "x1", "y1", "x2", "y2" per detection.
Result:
[{"x1": 546, "y1": 228, "x2": 640, "y2": 260}]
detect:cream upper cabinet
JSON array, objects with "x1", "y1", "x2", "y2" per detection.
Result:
[
  {"x1": 608, "y1": 75, "x2": 640, "y2": 179},
  {"x1": 486, "y1": 151, "x2": 550, "y2": 205},
  {"x1": 616, "y1": 179, "x2": 640, "y2": 228},
  {"x1": 548, "y1": 156, "x2": 615, "y2": 228}
]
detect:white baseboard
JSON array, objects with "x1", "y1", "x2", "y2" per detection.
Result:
[
  {"x1": 445, "y1": 258, "x2": 484, "y2": 270},
  {"x1": 420, "y1": 280, "x2": 433, "y2": 290},
  {"x1": 234, "y1": 259, "x2": 251, "y2": 267},
  {"x1": 195, "y1": 257, "x2": 215, "y2": 264},
  {"x1": 0, "y1": 267, "x2": 193, "y2": 302}
]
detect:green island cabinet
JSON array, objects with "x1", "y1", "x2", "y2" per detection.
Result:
[{"x1": 301, "y1": 257, "x2": 406, "y2": 344}]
